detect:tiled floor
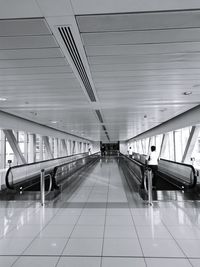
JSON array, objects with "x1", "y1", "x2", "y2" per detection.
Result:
[{"x1": 0, "y1": 158, "x2": 200, "y2": 266}]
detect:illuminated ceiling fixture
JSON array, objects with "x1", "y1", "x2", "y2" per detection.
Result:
[
  {"x1": 183, "y1": 91, "x2": 192, "y2": 95},
  {"x1": 0, "y1": 97, "x2": 7, "y2": 101},
  {"x1": 50, "y1": 121, "x2": 58, "y2": 124}
]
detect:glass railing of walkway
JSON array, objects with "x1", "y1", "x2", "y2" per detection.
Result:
[
  {"x1": 5, "y1": 152, "x2": 99, "y2": 190},
  {"x1": 125, "y1": 152, "x2": 197, "y2": 189}
]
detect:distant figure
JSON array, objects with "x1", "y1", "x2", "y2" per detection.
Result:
[
  {"x1": 88, "y1": 147, "x2": 91, "y2": 155},
  {"x1": 146, "y1": 146, "x2": 159, "y2": 188},
  {"x1": 128, "y1": 146, "x2": 132, "y2": 158}
]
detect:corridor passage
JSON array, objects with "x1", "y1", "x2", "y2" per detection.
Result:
[{"x1": 0, "y1": 158, "x2": 200, "y2": 266}]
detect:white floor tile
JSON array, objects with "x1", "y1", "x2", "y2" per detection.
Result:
[
  {"x1": 0, "y1": 238, "x2": 33, "y2": 255},
  {"x1": 104, "y1": 226, "x2": 137, "y2": 238},
  {"x1": 168, "y1": 226, "x2": 200, "y2": 239},
  {"x1": 49, "y1": 215, "x2": 79, "y2": 225},
  {"x1": 7, "y1": 225, "x2": 42, "y2": 238},
  {"x1": 133, "y1": 215, "x2": 163, "y2": 226},
  {"x1": 77, "y1": 215, "x2": 105, "y2": 225},
  {"x1": 57, "y1": 209, "x2": 83, "y2": 216},
  {"x1": 189, "y1": 259, "x2": 200, "y2": 267},
  {"x1": 57, "y1": 256, "x2": 101, "y2": 267},
  {"x1": 103, "y1": 238, "x2": 142, "y2": 256},
  {"x1": 145, "y1": 258, "x2": 192, "y2": 267},
  {"x1": 102, "y1": 257, "x2": 146, "y2": 267},
  {"x1": 38, "y1": 225, "x2": 74, "y2": 238},
  {"x1": 81, "y1": 208, "x2": 106, "y2": 216},
  {"x1": 106, "y1": 215, "x2": 133, "y2": 226},
  {"x1": 177, "y1": 239, "x2": 200, "y2": 257},
  {"x1": 136, "y1": 225, "x2": 172, "y2": 239},
  {"x1": 140, "y1": 238, "x2": 185, "y2": 257},
  {"x1": 71, "y1": 225, "x2": 104, "y2": 238},
  {"x1": 106, "y1": 208, "x2": 131, "y2": 216},
  {"x1": 0, "y1": 256, "x2": 17, "y2": 267},
  {"x1": 63, "y1": 238, "x2": 103, "y2": 256},
  {"x1": 12, "y1": 256, "x2": 58, "y2": 267},
  {"x1": 23, "y1": 238, "x2": 67, "y2": 255}
]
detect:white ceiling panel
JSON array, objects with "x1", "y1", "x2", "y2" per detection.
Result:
[
  {"x1": 0, "y1": 78, "x2": 81, "y2": 87},
  {"x1": 91, "y1": 70, "x2": 200, "y2": 78},
  {"x1": 90, "y1": 62, "x2": 200, "y2": 72},
  {"x1": 0, "y1": 0, "x2": 42, "y2": 19},
  {"x1": 0, "y1": 18, "x2": 50, "y2": 36},
  {"x1": 0, "y1": 66, "x2": 72, "y2": 75},
  {"x1": 85, "y1": 42, "x2": 200, "y2": 56},
  {"x1": 0, "y1": 73, "x2": 76, "y2": 81},
  {"x1": 72, "y1": 0, "x2": 200, "y2": 16},
  {"x1": 82, "y1": 28, "x2": 200, "y2": 46},
  {"x1": 0, "y1": 48, "x2": 64, "y2": 59},
  {"x1": 88, "y1": 53, "x2": 200, "y2": 65},
  {"x1": 77, "y1": 11, "x2": 200, "y2": 141},
  {"x1": 1, "y1": 10, "x2": 200, "y2": 142},
  {"x1": 0, "y1": 58, "x2": 68, "y2": 68},
  {"x1": 77, "y1": 11, "x2": 200, "y2": 32},
  {"x1": 0, "y1": 36, "x2": 58, "y2": 49}
]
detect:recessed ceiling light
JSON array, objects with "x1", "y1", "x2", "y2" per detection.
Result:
[
  {"x1": 183, "y1": 91, "x2": 192, "y2": 95},
  {"x1": 50, "y1": 121, "x2": 58, "y2": 124},
  {"x1": 0, "y1": 97, "x2": 7, "y2": 101}
]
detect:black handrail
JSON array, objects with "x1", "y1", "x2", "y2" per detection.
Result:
[
  {"x1": 5, "y1": 152, "x2": 91, "y2": 190},
  {"x1": 159, "y1": 158, "x2": 197, "y2": 188},
  {"x1": 52, "y1": 152, "x2": 100, "y2": 185}
]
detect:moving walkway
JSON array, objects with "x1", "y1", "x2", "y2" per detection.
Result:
[
  {"x1": 119, "y1": 152, "x2": 198, "y2": 201},
  {"x1": 0, "y1": 152, "x2": 100, "y2": 201}
]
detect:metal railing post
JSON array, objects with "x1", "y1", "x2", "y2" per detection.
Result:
[
  {"x1": 40, "y1": 169, "x2": 45, "y2": 206},
  {"x1": 147, "y1": 169, "x2": 153, "y2": 206}
]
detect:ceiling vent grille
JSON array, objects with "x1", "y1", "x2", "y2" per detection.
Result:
[
  {"x1": 58, "y1": 26, "x2": 96, "y2": 102},
  {"x1": 95, "y1": 109, "x2": 104, "y2": 123}
]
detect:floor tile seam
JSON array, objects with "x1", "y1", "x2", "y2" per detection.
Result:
[
  {"x1": 10, "y1": 204, "x2": 64, "y2": 267},
  {"x1": 160, "y1": 217, "x2": 194, "y2": 266},
  {"x1": 100, "y1": 162, "x2": 111, "y2": 267},
  {"x1": 55, "y1": 177, "x2": 100, "y2": 267},
  {"x1": 3, "y1": 255, "x2": 200, "y2": 259}
]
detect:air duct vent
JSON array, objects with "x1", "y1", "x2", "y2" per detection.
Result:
[
  {"x1": 95, "y1": 110, "x2": 103, "y2": 123},
  {"x1": 58, "y1": 26, "x2": 96, "y2": 102}
]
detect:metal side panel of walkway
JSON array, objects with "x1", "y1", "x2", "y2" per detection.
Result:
[{"x1": 0, "y1": 158, "x2": 200, "y2": 266}]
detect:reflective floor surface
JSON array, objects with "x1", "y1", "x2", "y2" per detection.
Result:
[{"x1": 0, "y1": 158, "x2": 200, "y2": 266}]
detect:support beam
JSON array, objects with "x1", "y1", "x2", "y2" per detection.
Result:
[
  {"x1": 28, "y1": 134, "x2": 36, "y2": 163},
  {"x1": 43, "y1": 136, "x2": 54, "y2": 159},
  {"x1": 61, "y1": 139, "x2": 68, "y2": 156},
  {"x1": 0, "y1": 130, "x2": 6, "y2": 169},
  {"x1": 54, "y1": 138, "x2": 58, "y2": 158},
  {"x1": 173, "y1": 131, "x2": 176, "y2": 161},
  {"x1": 159, "y1": 134, "x2": 165, "y2": 158},
  {"x1": 3, "y1": 129, "x2": 27, "y2": 165},
  {"x1": 182, "y1": 126, "x2": 200, "y2": 163}
]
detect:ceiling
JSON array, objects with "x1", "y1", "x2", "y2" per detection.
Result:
[{"x1": 0, "y1": 1, "x2": 200, "y2": 142}]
